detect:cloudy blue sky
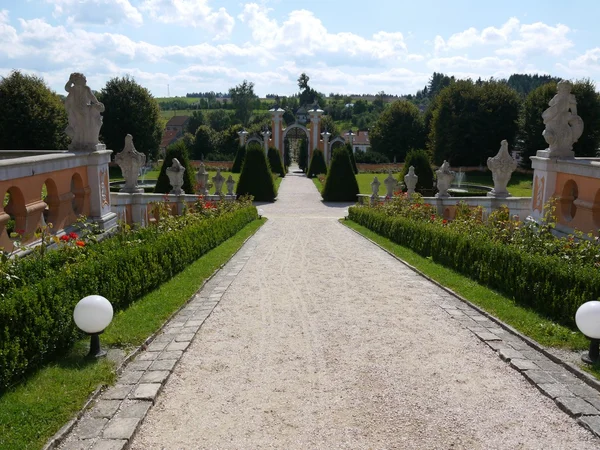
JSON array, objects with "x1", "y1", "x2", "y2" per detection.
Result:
[{"x1": 1, "y1": 0, "x2": 599, "y2": 97}]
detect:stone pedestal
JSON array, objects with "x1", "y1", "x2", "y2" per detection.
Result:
[
  {"x1": 86, "y1": 149, "x2": 117, "y2": 230},
  {"x1": 530, "y1": 151, "x2": 560, "y2": 222}
]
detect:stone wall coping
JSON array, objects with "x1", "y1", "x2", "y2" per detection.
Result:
[{"x1": 531, "y1": 154, "x2": 600, "y2": 179}]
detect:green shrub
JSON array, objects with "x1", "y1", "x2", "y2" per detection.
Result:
[
  {"x1": 236, "y1": 144, "x2": 277, "y2": 202},
  {"x1": 231, "y1": 145, "x2": 246, "y2": 173},
  {"x1": 154, "y1": 140, "x2": 196, "y2": 194},
  {"x1": 307, "y1": 149, "x2": 327, "y2": 178},
  {"x1": 322, "y1": 147, "x2": 359, "y2": 201},
  {"x1": 298, "y1": 138, "x2": 308, "y2": 172},
  {"x1": 267, "y1": 146, "x2": 285, "y2": 177},
  {"x1": 0, "y1": 206, "x2": 258, "y2": 390},
  {"x1": 399, "y1": 149, "x2": 434, "y2": 193},
  {"x1": 349, "y1": 207, "x2": 600, "y2": 328},
  {"x1": 346, "y1": 143, "x2": 359, "y2": 174},
  {"x1": 284, "y1": 140, "x2": 292, "y2": 168}
]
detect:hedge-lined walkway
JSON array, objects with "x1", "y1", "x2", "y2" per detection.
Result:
[{"x1": 130, "y1": 166, "x2": 597, "y2": 449}]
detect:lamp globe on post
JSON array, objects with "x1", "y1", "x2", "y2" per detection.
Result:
[
  {"x1": 575, "y1": 301, "x2": 600, "y2": 364},
  {"x1": 74, "y1": 295, "x2": 113, "y2": 358}
]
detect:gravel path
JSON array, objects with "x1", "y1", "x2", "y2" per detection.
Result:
[{"x1": 130, "y1": 169, "x2": 597, "y2": 449}]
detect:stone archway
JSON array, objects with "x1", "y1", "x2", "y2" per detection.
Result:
[{"x1": 283, "y1": 124, "x2": 310, "y2": 168}]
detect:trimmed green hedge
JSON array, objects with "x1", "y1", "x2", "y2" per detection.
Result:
[
  {"x1": 267, "y1": 146, "x2": 285, "y2": 177},
  {"x1": 307, "y1": 149, "x2": 327, "y2": 178},
  {"x1": 349, "y1": 207, "x2": 600, "y2": 328},
  {"x1": 236, "y1": 144, "x2": 276, "y2": 202},
  {"x1": 322, "y1": 147, "x2": 359, "y2": 201},
  {"x1": 0, "y1": 206, "x2": 257, "y2": 390}
]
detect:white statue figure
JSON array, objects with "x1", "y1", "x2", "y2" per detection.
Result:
[
  {"x1": 166, "y1": 158, "x2": 185, "y2": 195},
  {"x1": 404, "y1": 166, "x2": 418, "y2": 195},
  {"x1": 370, "y1": 176, "x2": 381, "y2": 199},
  {"x1": 195, "y1": 162, "x2": 209, "y2": 195},
  {"x1": 487, "y1": 140, "x2": 517, "y2": 198},
  {"x1": 115, "y1": 134, "x2": 146, "y2": 193},
  {"x1": 226, "y1": 175, "x2": 235, "y2": 196},
  {"x1": 435, "y1": 160, "x2": 455, "y2": 198},
  {"x1": 212, "y1": 168, "x2": 225, "y2": 195},
  {"x1": 64, "y1": 73, "x2": 105, "y2": 151},
  {"x1": 542, "y1": 80, "x2": 584, "y2": 158},
  {"x1": 384, "y1": 170, "x2": 397, "y2": 198}
]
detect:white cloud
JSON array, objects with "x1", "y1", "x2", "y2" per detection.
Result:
[
  {"x1": 45, "y1": 0, "x2": 143, "y2": 27},
  {"x1": 496, "y1": 22, "x2": 572, "y2": 58},
  {"x1": 435, "y1": 18, "x2": 519, "y2": 52},
  {"x1": 140, "y1": 0, "x2": 234, "y2": 39}
]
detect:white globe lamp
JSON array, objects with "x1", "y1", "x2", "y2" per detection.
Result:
[
  {"x1": 575, "y1": 301, "x2": 600, "y2": 364},
  {"x1": 74, "y1": 295, "x2": 113, "y2": 358}
]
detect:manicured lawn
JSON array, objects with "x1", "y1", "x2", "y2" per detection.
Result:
[
  {"x1": 342, "y1": 219, "x2": 588, "y2": 352},
  {"x1": 0, "y1": 218, "x2": 265, "y2": 450}
]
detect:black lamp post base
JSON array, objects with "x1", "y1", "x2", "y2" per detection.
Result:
[
  {"x1": 581, "y1": 338, "x2": 599, "y2": 365},
  {"x1": 87, "y1": 333, "x2": 107, "y2": 359}
]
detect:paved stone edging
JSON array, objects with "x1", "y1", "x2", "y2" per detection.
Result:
[
  {"x1": 50, "y1": 234, "x2": 260, "y2": 450},
  {"x1": 343, "y1": 220, "x2": 600, "y2": 439}
]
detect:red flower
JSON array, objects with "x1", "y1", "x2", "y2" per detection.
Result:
[
  {"x1": 68, "y1": 232, "x2": 78, "y2": 239},
  {"x1": 75, "y1": 240, "x2": 85, "y2": 247},
  {"x1": 16, "y1": 229, "x2": 25, "y2": 235},
  {"x1": 442, "y1": 219, "x2": 448, "y2": 225},
  {"x1": 430, "y1": 214, "x2": 436, "y2": 221},
  {"x1": 60, "y1": 235, "x2": 70, "y2": 242}
]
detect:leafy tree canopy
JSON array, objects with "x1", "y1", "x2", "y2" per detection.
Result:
[{"x1": 229, "y1": 80, "x2": 258, "y2": 126}]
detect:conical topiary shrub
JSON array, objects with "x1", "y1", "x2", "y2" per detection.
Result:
[
  {"x1": 307, "y1": 148, "x2": 327, "y2": 178},
  {"x1": 322, "y1": 147, "x2": 359, "y2": 201},
  {"x1": 267, "y1": 146, "x2": 285, "y2": 177},
  {"x1": 154, "y1": 140, "x2": 196, "y2": 194},
  {"x1": 346, "y1": 143, "x2": 358, "y2": 174},
  {"x1": 236, "y1": 143, "x2": 277, "y2": 202},
  {"x1": 399, "y1": 149, "x2": 434, "y2": 193},
  {"x1": 231, "y1": 145, "x2": 246, "y2": 173},
  {"x1": 298, "y1": 138, "x2": 308, "y2": 172},
  {"x1": 284, "y1": 140, "x2": 291, "y2": 169}
]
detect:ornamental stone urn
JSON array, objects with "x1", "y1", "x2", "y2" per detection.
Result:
[
  {"x1": 115, "y1": 134, "x2": 146, "y2": 193},
  {"x1": 487, "y1": 140, "x2": 517, "y2": 198},
  {"x1": 166, "y1": 158, "x2": 185, "y2": 195},
  {"x1": 435, "y1": 161, "x2": 455, "y2": 198},
  {"x1": 384, "y1": 170, "x2": 397, "y2": 197},
  {"x1": 370, "y1": 176, "x2": 381, "y2": 199},
  {"x1": 226, "y1": 175, "x2": 235, "y2": 196},
  {"x1": 212, "y1": 169, "x2": 225, "y2": 196},
  {"x1": 195, "y1": 162, "x2": 209, "y2": 195},
  {"x1": 404, "y1": 166, "x2": 418, "y2": 195}
]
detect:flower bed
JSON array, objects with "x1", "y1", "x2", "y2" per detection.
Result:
[
  {"x1": 349, "y1": 194, "x2": 600, "y2": 329},
  {"x1": 0, "y1": 198, "x2": 257, "y2": 390}
]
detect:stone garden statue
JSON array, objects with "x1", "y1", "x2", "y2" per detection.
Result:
[
  {"x1": 212, "y1": 169, "x2": 225, "y2": 195},
  {"x1": 64, "y1": 73, "x2": 105, "y2": 151},
  {"x1": 166, "y1": 158, "x2": 185, "y2": 195},
  {"x1": 404, "y1": 166, "x2": 418, "y2": 195},
  {"x1": 226, "y1": 175, "x2": 236, "y2": 196},
  {"x1": 370, "y1": 176, "x2": 381, "y2": 199},
  {"x1": 384, "y1": 170, "x2": 397, "y2": 197},
  {"x1": 542, "y1": 80, "x2": 584, "y2": 158},
  {"x1": 195, "y1": 163, "x2": 209, "y2": 195},
  {"x1": 115, "y1": 134, "x2": 146, "y2": 193},
  {"x1": 435, "y1": 160, "x2": 455, "y2": 198},
  {"x1": 487, "y1": 140, "x2": 517, "y2": 198}
]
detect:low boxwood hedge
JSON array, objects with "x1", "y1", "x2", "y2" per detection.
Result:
[
  {"x1": 0, "y1": 206, "x2": 257, "y2": 390},
  {"x1": 349, "y1": 206, "x2": 600, "y2": 328}
]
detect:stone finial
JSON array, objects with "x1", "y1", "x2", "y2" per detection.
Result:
[
  {"x1": 370, "y1": 176, "x2": 381, "y2": 199},
  {"x1": 212, "y1": 169, "x2": 225, "y2": 195},
  {"x1": 115, "y1": 134, "x2": 146, "y2": 193},
  {"x1": 404, "y1": 166, "x2": 418, "y2": 195},
  {"x1": 542, "y1": 80, "x2": 584, "y2": 158},
  {"x1": 487, "y1": 140, "x2": 517, "y2": 198},
  {"x1": 64, "y1": 73, "x2": 106, "y2": 152},
  {"x1": 435, "y1": 160, "x2": 455, "y2": 198},
  {"x1": 195, "y1": 162, "x2": 209, "y2": 195},
  {"x1": 166, "y1": 158, "x2": 185, "y2": 195},
  {"x1": 226, "y1": 175, "x2": 235, "y2": 196},
  {"x1": 384, "y1": 170, "x2": 397, "y2": 197}
]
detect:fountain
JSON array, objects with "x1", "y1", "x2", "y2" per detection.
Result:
[{"x1": 448, "y1": 167, "x2": 468, "y2": 194}]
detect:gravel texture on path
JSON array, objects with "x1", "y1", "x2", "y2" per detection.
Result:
[{"x1": 131, "y1": 169, "x2": 597, "y2": 449}]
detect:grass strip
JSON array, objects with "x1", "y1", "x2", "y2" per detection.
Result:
[
  {"x1": 0, "y1": 218, "x2": 265, "y2": 450},
  {"x1": 342, "y1": 219, "x2": 588, "y2": 352}
]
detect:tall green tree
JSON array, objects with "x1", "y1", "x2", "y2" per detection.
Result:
[
  {"x1": 370, "y1": 100, "x2": 425, "y2": 162},
  {"x1": 98, "y1": 75, "x2": 162, "y2": 160},
  {"x1": 229, "y1": 80, "x2": 257, "y2": 126},
  {"x1": 192, "y1": 125, "x2": 216, "y2": 160},
  {"x1": 187, "y1": 110, "x2": 204, "y2": 135},
  {"x1": 0, "y1": 71, "x2": 69, "y2": 150}
]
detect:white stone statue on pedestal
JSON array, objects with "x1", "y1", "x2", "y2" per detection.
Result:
[
  {"x1": 487, "y1": 140, "x2": 517, "y2": 198},
  {"x1": 370, "y1": 176, "x2": 381, "y2": 199},
  {"x1": 542, "y1": 80, "x2": 584, "y2": 158},
  {"x1": 212, "y1": 169, "x2": 225, "y2": 195},
  {"x1": 384, "y1": 170, "x2": 397, "y2": 197},
  {"x1": 115, "y1": 134, "x2": 146, "y2": 193},
  {"x1": 64, "y1": 73, "x2": 105, "y2": 152},
  {"x1": 226, "y1": 175, "x2": 235, "y2": 196},
  {"x1": 195, "y1": 163, "x2": 209, "y2": 195},
  {"x1": 435, "y1": 161, "x2": 455, "y2": 198},
  {"x1": 404, "y1": 166, "x2": 418, "y2": 195},
  {"x1": 166, "y1": 158, "x2": 185, "y2": 195}
]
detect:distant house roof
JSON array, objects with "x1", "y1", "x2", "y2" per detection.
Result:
[
  {"x1": 161, "y1": 129, "x2": 180, "y2": 149},
  {"x1": 166, "y1": 116, "x2": 190, "y2": 127},
  {"x1": 345, "y1": 130, "x2": 369, "y2": 146}
]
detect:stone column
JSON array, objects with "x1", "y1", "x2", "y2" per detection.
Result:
[
  {"x1": 321, "y1": 130, "x2": 331, "y2": 164},
  {"x1": 237, "y1": 129, "x2": 248, "y2": 147},
  {"x1": 261, "y1": 130, "x2": 271, "y2": 154},
  {"x1": 308, "y1": 105, "x2": 323, "y2": 163},
  {"x1": 269, "y1": 108, "x2": 284, "y2": 152},
  {"x1": 86, "y1": 149, "x2": 117, "y2": 230}
]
